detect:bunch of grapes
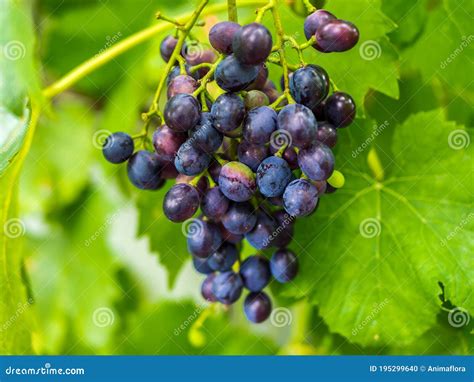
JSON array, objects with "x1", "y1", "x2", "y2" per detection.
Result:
[{"x1": 102, "y1": 5, "x2": 358, "y2": 324}]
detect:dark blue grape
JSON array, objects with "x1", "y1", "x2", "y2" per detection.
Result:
[
  {"x1": 245, "y1": 211, "x2": 277, "y2": 250},
  {"x1": 243, "y1": 106, "x2": 277, "y2": 144},
  {"x1": 163, "y1": 183, "x2": 200, "y2": 222},
  {"x1": 153, "y1": 125, "x2": 187, "y2": 162},
  {"x1": 190, "y1": 113, "x2": 223, "y2": 153},
  {"x1": 193, "y1": 256, "x2": 213, "y2": 275},
  {"x1": 215, "y1": 55, "x2": 259, "y2": 92},
  {"x1": 187, "y1": 220, "x2": 222, "y2": 258},
  {"x1": 167, "y1": 74, "x2": 198, "y2": 99},
  {"x1": 315, "y1": 121, "x2": 338, "y2": 147},
  {"x1": 237, "y1": 141, "x2": 268, "y2": 172},
  {"x1": 283, "y1": 179, "x2": 319, "y2": 217},
  {"x1": 167, "y1": 64, "x2": 198, "y2": 86},
  {"x1": 164, "y1": 94, "x2": 201, "y2": 132},
  {"x1": 209, "y1": 21, "x2": 241, "y2": 54},
  {"x1": 212, "y1": 271, "x2": 243, "y2": 304},
  {"x1": 233, "y1": 23, "x2": 272, "y2": 65},
  {"x1": 269, "y1": 144, "x2": 298, "y2": 170},
  {"x1": 219, "y1": 161, "x2": 256, "y2": 202},
  {"x1": 277, "y1": 103, "x2": 317, "y2": 148},
  {"x1": 245, "y1": 64, "x2": 269, "y2": 91},
  {"x1": 174, "y1": 142, "x2": 211, "y2": 176},
  {"x1": 219, "y1": 223, "x2": 244, "y2": 244},
  {"x1": 102, "y1": 132, "x2": 134, "y2": 164},
  {"x1": 127, "y1": 150, "x2": 164, "y2": 190},
  {"x1": 201, "y1": 187, "x2": 230, "y2": 220},
  {"x1": 239, "y1": 255, "x2": 271, "y2": 292},
  {"x1": 325, "y1": 91, "x2": 356, "y2": 127},
  {"x1": 176, "y1": 174, "x2": 209, "y2": 197},
  {"x1": 270, "y1": 248, "x2": 298, "y2": 283},
  {"x1": 221, "y1": 202, "x2": 257, "y2": 235},
  {"x1": 244, "y1": 292, "x2": 272, "y2": 323},
  {"x1": 256, "y1": 156, "x2": 292, "y2": 197},
  {"x1": 303, "y1": 9, "x2": 336, "y2": 41},
  {"x1": 271, "y1": 210, "x2": 294, "y2": 248},
  {"x1": 315, "y1": 20, "x2": 360, "y2": 53},
  {"x1": 211, "y1": 92, "x2": 246, "y2": 135},
  {"x1": 298, "y1": 142, "x2": 335, "y2": 181},
  {"x1": 208, "y1": 160, "x2": 222, "y2": 184},
  {"x1": 160, "y1": 35, "x2": 178, "y2": 62},
  {"x1": 208, "y1": 242, "x2": 238, "y2": 272},
  {"x1": 263, "y1": 80, "x2": 282, "y2": 104},
  {"x1": 201, "y1": 273, "x2": 217, "y2": 302},
  {"x1": 158, "y1": 159, "x2": 179, "y2": 180},
  {"x1": 313, "y1": 180, "x2": 328, "y2": 195},
  {"x1": 311, "y1": 100, "x2": 326, "y2": 121},
  {"x1": 289, "y1": 65, "x2": 329, "y2": 109}
]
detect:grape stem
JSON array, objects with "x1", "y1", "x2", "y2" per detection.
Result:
[
  {"x1": 228, "y1": 0, "x2": 239, "y2": 22},
  {"x1": 302, "y1": 0, "x2": 316, "y2": 14},
  {"x1": 192, "y1": 55, "x2": 225, "y2": 98}
]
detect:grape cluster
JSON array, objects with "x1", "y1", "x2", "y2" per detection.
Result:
[{"x1": 102, "y1": 8, "x2": 358, "y2": 323}]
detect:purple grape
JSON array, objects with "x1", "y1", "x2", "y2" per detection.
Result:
[
  {"x1": 182, "y1": 41, "x2": 217, "y2": 78},
  {"x1": 201, "y1": 187, "x2": 230, "y2": 220},
  {"x1": 245, "y1": 64, "x2": 269, "y2": 91},
  {"x1": 244, "y1": 292, "x2": 272, "y2": 323},
  {"x1": 174, "y1": 142, "x2": 211, "y2": 176},
  {"x1": 277, "y1": 103, "x2": 317, "y2": 148},
  {"x1": 256, "y1": 156, "x2": 293, "y2": 197},
  {"x1": 269, "y1": 145, "x2": 298, "y2": 170},
  {"x1": 167, "y1": 74, "x2": 198, "y2": 99},
  {"x1": 237, "y1": 140, "x2": 268, "y2": 172},
  {"x1": 244, "y1": 90, "x2": 270, "y2": 110},
  {"x1": 127, "y1": 150, "x2": 164, "y2": 190},
  {"x1": 233, "y1": 23, "x2": 272, "y2": 65},
  {"x1": 221, "y1": 202, "x2": 257, "y2": 235},
  {"x1": 208, "y1": 160, "x2": 222, "y2": 184},
  {"x1": 325, "y1": 91, "x2": 356, "y2": 127},
  {"x1": 201, "y1": 273, "x2": 217, "y2": 302},
  {"x1": 163, "y1": 183, "x2": 200, "y2": 222},
  {"x1": 219, "y1": 223, "x2": 244, "y2": 244},
  {"x1": 193, "y1": 256, "x2": 213, "y2": 275},
  {"x1": 176, "y1": 174, "x2": 209, "y2": 199},
  {"x1": 315, "y1": 19, "x2": 360, "y2": 53},
  {"x1": 219, "y1": 161, "x2": 256, "y2": 202},
  {"x1": 311, "y1": 100, "x2": 326, "y2": 121},
  {"x1": 102, "y1": 132, "x2": 134, "y2": 164},
  {"x1": 304, "y1": 10, "x2": 336, "y2": 40},
  {"x1": 153, "y1": 125, "x2": 187, "y2": 162},
  {"x1": 315, "y1": 121, "x2": 338, "y2": 147},
  {"x1": 208, "y1": 242, "x2": 238, "y2": 272},
  {"x1": 215, "y1": 55, "x2": 259, "y2": 92},
  {"x1": 263, "y1": 80, "x2": 282, "y2": 104},
  {"x1": 190, "y1": 113, "x2": 223, "y2": 153},
  {"x1": 325, "y1": 183, "x2": 338, "y2": 194},
  {"x1": 245, "y1": 211, "x2": 277, "y2": 250},
  {"x1": 187, "y1": 220, "x2": 222, "y2": 258},
  {"x1": 157, "y1": 158, "x2": 179, "y2": 180},
  {"x1": 209, "y1": 21, "x2": 241, "y2": 54},
  {"x1": 212, "y1": 271, "x2": 243, "y2": 304},
  {"x1": 289, "y1": 65, "x2": 329, "y2": 109},
  {"x1": 313, "y1": 180, "x2": 328, "y2": 195},
  {"x1": 164, "y1": 94, "x2": 201, "y2": 132},
  {"x1": 283, "y1": 179, "x2": 319, "y2": 217},
  {"x1": 270, "y1": 248, "x2": 298, "y2": 283},
  {"x1": 243, "y1": 106, "x2": 277, "y2": 144},
  {"x1": 298, "y1": 142, "x2": 335, "y2": 181},
  {"x1": 239, "y1": 255, "x2": 271, "y2": 292},
  {"x1": 160, "y1": 35, "x2": 178, "y2": 62},
  {"x1": 167, "y1": 64, "x2": 198, "y2": 86},
  {"x1": 211, "y1": 92, "x2": 246, "y2": 135},
  {"x1": 271, "y1": 210, "x2": 294, "y2": 248}
]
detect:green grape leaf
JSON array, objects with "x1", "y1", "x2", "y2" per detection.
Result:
[
  {"x1": 282, "y1": 110, "x2": 473, "y2": 347},
  {"x1": 272, "y1": 0, "x2": 399, "y2": 116},
  {"x1": 443, "y1": 0, "x2": 473, "y2": 36},
  {"x1": 116, "y1": 301, "x2": 277, "y2": 354}
]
